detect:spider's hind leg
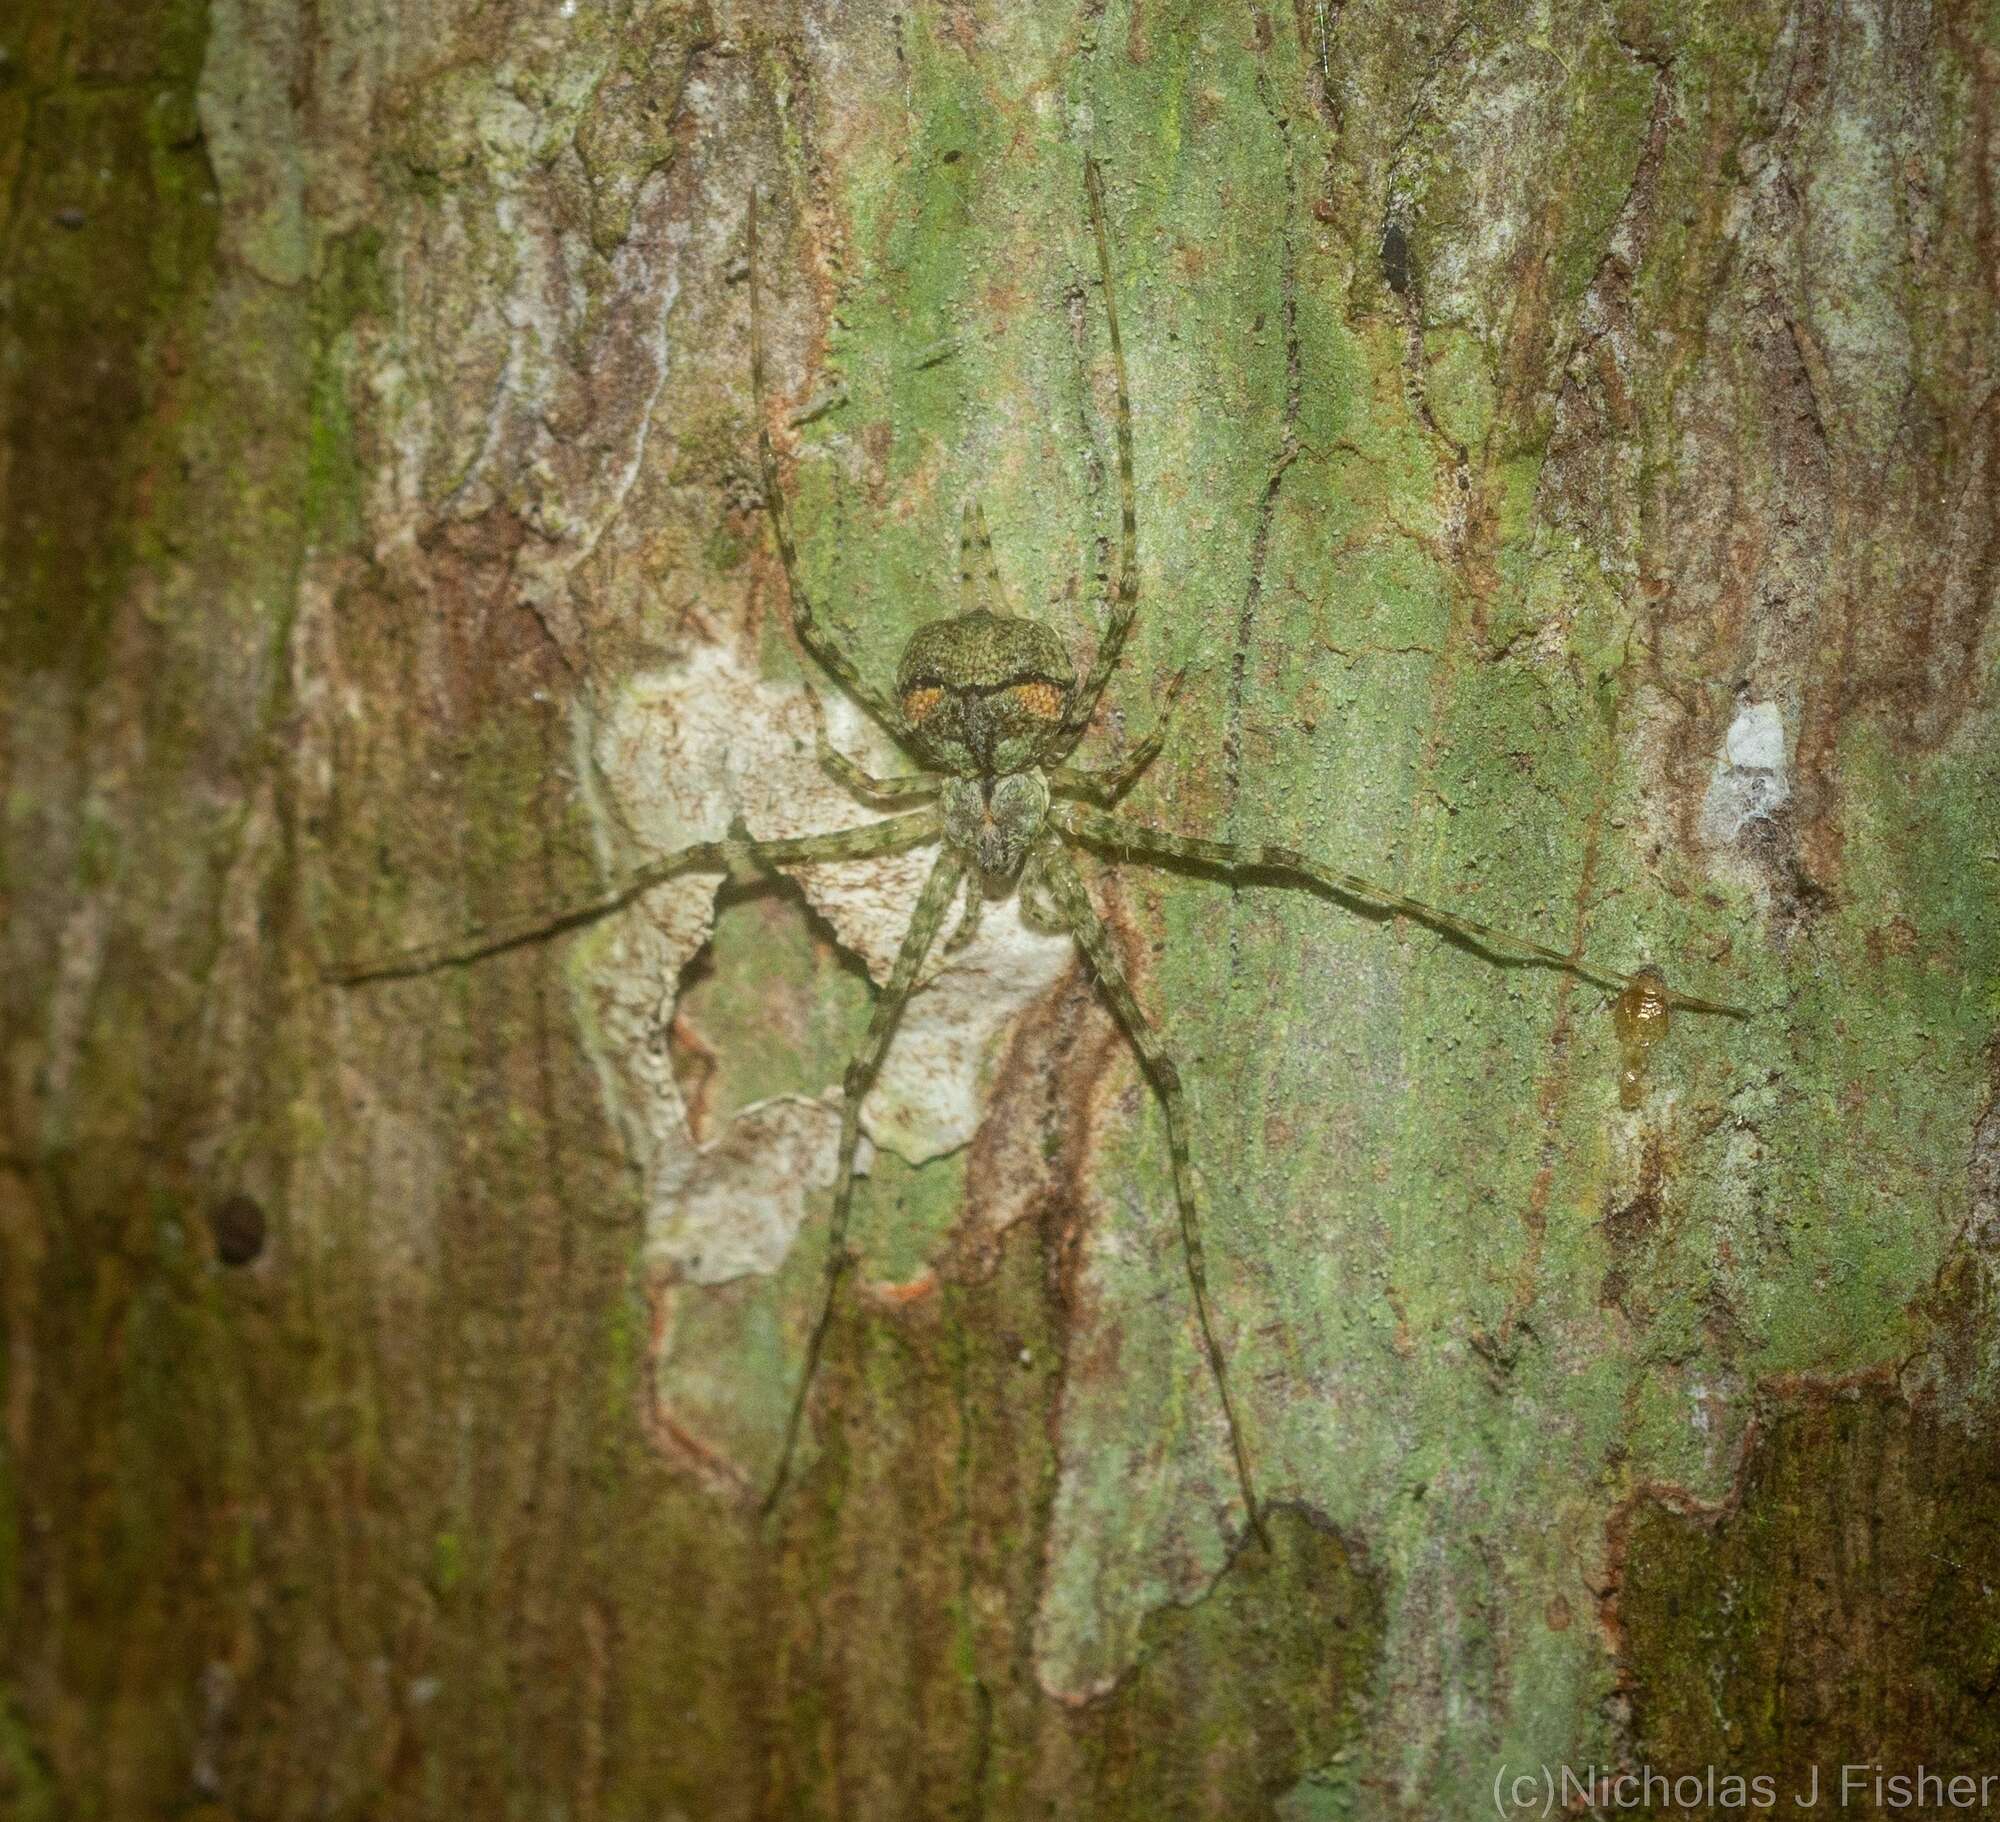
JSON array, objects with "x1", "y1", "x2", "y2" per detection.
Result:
[
  {"x1": 1032, "y1": 838, "x2": 1268, "y2": 1548},
  {"x1": 765, "y1": 848, "x2": 968, "y2": 1512}
]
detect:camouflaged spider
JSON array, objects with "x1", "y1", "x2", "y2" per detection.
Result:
[{"x1": 335, "y1": 158, "x2": 1740, "y2": 1542}]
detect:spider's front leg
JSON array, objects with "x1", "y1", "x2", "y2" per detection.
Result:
[
  {"x1": 1047, "y1": 157, "x2": 1142, "y2": 761},
  {"x1": 1054, "y1": 803, "x2": 1747, "y2": 1016},
  {"x1": 747, "y1": 190, "x2": 908, "y2": 739},
  {"x1": 325, "y1": 810, "x2": 943, "y2": 985},
  {"x1": 1032, "y1": 838, "x2": 1268, "y2": 1549},
  {"x1": 766, "y1": 847, "x2": 968, "y2": 1513}
]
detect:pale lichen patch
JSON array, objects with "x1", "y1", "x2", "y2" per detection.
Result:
[
  {"x1": 568, "y1": 643, "x2": 1071, "y2": 1479},
  {"x1": 1700, "y1": 698, "x2": 1790, "y2": 844},
  {"x1": 645, "y1": 1093, "x2": 862, "y2": 1286}
]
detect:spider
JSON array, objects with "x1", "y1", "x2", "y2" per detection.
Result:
[{"x1": 333, "y1": 157, "x2": 1742, "y2": 1544}]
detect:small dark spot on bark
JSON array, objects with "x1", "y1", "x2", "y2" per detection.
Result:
[
  {"x1": 209, "y1": 1194, "x2": 267, "y2": 1266},
  {"x1": 1606, "y1": 1187, "x2": 1663, "y2": 1249},
  {"x1": 1381, "y1": 220, "x2": 1411, "y2": 294}
]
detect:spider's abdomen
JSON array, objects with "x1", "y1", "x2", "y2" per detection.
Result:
[
  {"x1": 942, "y1": 771, "x2": 1050, "y2": 880},
  {"x1": 896, "y1": 609, "x2": 1074, "y2": 775}
]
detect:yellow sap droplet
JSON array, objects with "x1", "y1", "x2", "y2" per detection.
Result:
[{"x1": 1612, "y1": 968, "x2": 1671, "y2": 1110}]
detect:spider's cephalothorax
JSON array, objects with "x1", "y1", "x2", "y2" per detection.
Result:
[
  {"x1": 332, "y1": 156, "x2": 1744, "y2": 1552},
  {"x1": 895, "y1": 608, "x2": 1073, "y2": 781},
  {"x1": 896, "y1": 527, "x2": 1073, "y2": 877}
]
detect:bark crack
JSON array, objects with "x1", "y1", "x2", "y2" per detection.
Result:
[{"x1": 1223, "y1": 47, "x2": 1305, "y2": 1004}]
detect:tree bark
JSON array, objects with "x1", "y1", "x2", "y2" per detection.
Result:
[{"x1": 3, "y1": 0, "x2": 1997, "y2": 1816}]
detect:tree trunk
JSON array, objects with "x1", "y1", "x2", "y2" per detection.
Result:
[{"x1": 4, "y1": 0, "x2": 1997, "y2": 1816}]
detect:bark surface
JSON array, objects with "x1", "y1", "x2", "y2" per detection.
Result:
[{"x1": 3, "y1": 0, "x2": 1997, "y2": 1816}]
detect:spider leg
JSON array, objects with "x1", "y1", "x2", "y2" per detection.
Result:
[
  {"x1": 326, "y1": 809, "x2": 942, "y2": 985},
  {"x1": 1049, "y1": 157, "x2": 1140, "y2": 761},
  {"x1": 1035, "y1": 837, "x2": 1268, "y2": 1549},
  {"x1": 806, "y1": 687, "x2": 939, "y2": 804},
  {"x1": 1047, "y1": 667, "x2": 1184, "y2": 804},
  {"x1": 747, "y1": 189, "x2": 907, "y2": 736},
  {"x1": 1054, "y1": 803, "x2": 1748, "y2": 1016},
  {"x1": 958, "y1": 501, "x2": 979, "y2": 613},
  {"x1": 942, "y1": 871, "x2": 985, "y2": 953},
  {"x1": 962, "y1": 498, "x2": 1012, "y2": 612},
  {"x1": 766, "y1": 847, "x2": 968, "y2": 1511}
]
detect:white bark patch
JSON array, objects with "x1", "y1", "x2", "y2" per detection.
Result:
[
  {"x1": 196, "y1": 0, "x2": 311, "y2": 286},
  {"x1": 1700, "y1": 699, "x2": 1790, "y2": 843},
  {"x1": 645, "y1": 1095, "x2": 866, "y2": 1286},
  {"x1": 571, "y1": 646, "x2": 1073, "y2": 1295}
]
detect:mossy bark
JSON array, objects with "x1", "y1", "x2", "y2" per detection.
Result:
[{"x1": 2, "y1": 1, "x2": 1996, "y2": 1817}]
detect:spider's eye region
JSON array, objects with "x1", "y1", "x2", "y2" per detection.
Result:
[
  {"x1": 1010, "y1": 679, "x2": 1065, "y2": 721},
  {"x1": 901, "y1": 685, "x2": 945, "y2": 724}
]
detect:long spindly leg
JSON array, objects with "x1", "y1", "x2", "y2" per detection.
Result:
[
  {"x1": 958, "y1": 501, "x2": 980, "y2": 612},
  {"x1": 326, "y1": 809, "x2": 942, "y2": 985},
  {"x1": 747, "y1": 189, "x2": 907, "y2": 734},
  {"x1": 805, "y1": 688, "x2": 939, "y2": 805},
  {"x1": 1034, "y1": 837, "x2": 1269, "y2": 1549},
  {"x1": 1046, "y1": 668, "x2": 1184, "y2": 804},
  {"x1": 766, "y1": 847, "x2": 968, "y2": 1511},
  {"x1": 1054, "y1": 803, "x2": 1748, "y2": 1015},
  {"x1": 960, "y1": 498, "x2": 1013, "y2": 612},
  {"x1": 1050, "y1": 156, "x2": 1141, "y2": 760}
]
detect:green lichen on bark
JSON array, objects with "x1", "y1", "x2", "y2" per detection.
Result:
[{"x1": 0, "y1": 0, "x2": 215, "y2": 675}]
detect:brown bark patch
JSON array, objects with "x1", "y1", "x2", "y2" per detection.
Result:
[{"x1": 1610, "y1": 1377, "x2": 2000, "y2": 1791}]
